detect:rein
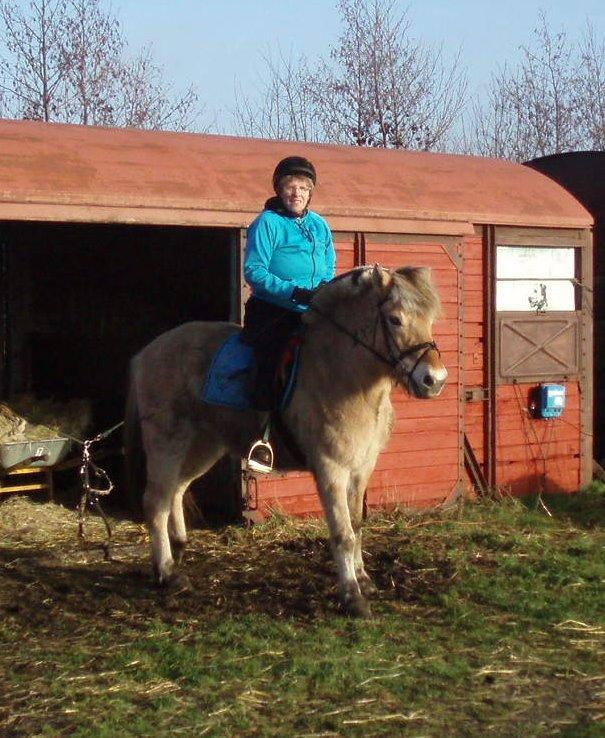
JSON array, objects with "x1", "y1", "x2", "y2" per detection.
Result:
[{"x1": 307, "y1": 300, "x2": 438, "y2": 383}]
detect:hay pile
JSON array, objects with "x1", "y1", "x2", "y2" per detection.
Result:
[
  {"x1": 0, "y1": 395, "x2": 92, "y2": 443},
  {"x1": 0, "y1": 494, "x2": 83, "y2": 545},
  {"x1": 0, "y1": 495, "x2": 147, "y2": 567}
]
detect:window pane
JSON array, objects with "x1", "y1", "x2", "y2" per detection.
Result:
[
  {"x1": 497, "y1": 246, "x2": 575, "y2": 279},
  {"x1": 496, "y1": 279, "x2": 575, "y2": 311}
]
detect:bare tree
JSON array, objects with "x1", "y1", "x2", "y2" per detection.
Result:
[
  {"x1": 313, "y1": 0, "x2": 466, "y2": 149},
  {"x1": 0, "y1": 0, "x2": 201, "y2": 130},
  {"x1": 59, "y1": 0, "x2": 124, "y2": 125},
  {"x1": 0, "y1": 0, "x2": 68, "y2": 121},
  {"x1": 231, "y1": 0, "x2": 466, "y2": 150},
  {"x1": 468, "y1": 13, "x2": 604, "y2": 160},
  {"x1": 115, "y1": 45, "x2": 200, "y2": 131},
  {"x1": 233, "y1": 48, "x2": 323, "y2": 142},
  {"x1": 311, "y1": 0, "x2": 375, "y2": 146},
  {"x1": 59, "y1": 0, "x2": 123, "y2": 125},
  {"x1": 576, "y1": 22, "x2": 605, "y2": 150}
]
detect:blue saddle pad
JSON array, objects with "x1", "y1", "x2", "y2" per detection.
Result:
[
  {"x1": 203, "y1": 334, "x2": 255, "y2": 410},
  {"x1": 202, "y1": 332, "x2": 302, "y2": 412}
]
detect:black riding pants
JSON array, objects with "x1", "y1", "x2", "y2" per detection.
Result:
[{"x1": 241, "y1": 296, "x2": 303, "y2": 409}]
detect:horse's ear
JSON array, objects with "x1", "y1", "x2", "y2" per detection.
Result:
[
  {"x1": 372, "y1": 263, "x2": 391, "y2": 290},
  {"x1": 396, "y1": 266, "x2": 432, "y2": 286},
  {"x1": 413, "y1": 266, "x2": 432, "y2": 286}
]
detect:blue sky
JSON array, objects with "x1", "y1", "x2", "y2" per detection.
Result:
[{"x1": 116, "y1": 0, "x2": 605, "y2": 132}]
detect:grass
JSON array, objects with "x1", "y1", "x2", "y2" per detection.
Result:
[{"x1": 0, "y1": 485, "x2": 603, "y2": 737}]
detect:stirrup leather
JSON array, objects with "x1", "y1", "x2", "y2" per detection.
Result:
[{"x1": 246, "y1": 439, "x2": 274, "y2": 474}]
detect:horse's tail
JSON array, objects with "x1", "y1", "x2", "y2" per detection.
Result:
[{"x1": 123, "y1": 363, "x2": 146, "y2": 517}]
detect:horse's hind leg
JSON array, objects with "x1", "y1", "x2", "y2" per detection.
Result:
[
  {"x1": 143, "y1": 474, "x2": 176, "y2": 586},
  {"x1": 314, "y1": 460, "x2": 370, "y2": 618},
  {"x1": 146, "y1": 441, "x2": 227, "y2": 585},
  {"x1": 167, "y1": 444, "x2": 228, "y2": 565},
  {"x1": 168, "y1": 481, "x2": 190, "y2": 565}
]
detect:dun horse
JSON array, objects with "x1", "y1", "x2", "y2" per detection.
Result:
[{"x1": 125, "y1": 265, "x2": 447, "y2": 617}]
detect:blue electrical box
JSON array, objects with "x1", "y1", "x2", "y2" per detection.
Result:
[{"x1": 539, "y1": 384, "x2": 566, "y2": 419}]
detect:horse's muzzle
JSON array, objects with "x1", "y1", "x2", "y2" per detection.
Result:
[{"x1": 410, "y1": 364, "x2": 447, "y2": 399}]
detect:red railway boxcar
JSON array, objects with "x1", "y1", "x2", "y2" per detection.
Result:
[{"x1": 0, "y1": 120, "x2": 593, "y2": 519}]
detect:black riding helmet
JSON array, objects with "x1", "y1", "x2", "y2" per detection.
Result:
[{"x1": 272, "y1": 156, "x2": 317, "y2": 193}]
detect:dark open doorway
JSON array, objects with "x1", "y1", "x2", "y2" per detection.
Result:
[
  {"x1": 1, "y1": 220, "x2": 241, "y2": 520},
  {"x1": 1, "y1": 221, "x2": 234, "y2": 421}
]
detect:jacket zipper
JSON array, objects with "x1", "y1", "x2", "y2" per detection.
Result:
[
  {"x1": 296, "y1": 215, "x2": 317, "y2": 287},
  {"x1": 310, "y1": 230, "x2": 317, "y2": 287}
]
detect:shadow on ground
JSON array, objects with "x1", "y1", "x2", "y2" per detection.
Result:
[{"x1": 0, "y1": 497, "x2": 455, "y2": 630}]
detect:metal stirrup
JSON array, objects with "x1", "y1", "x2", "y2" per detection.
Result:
[{"x1": 246, "y1": 422, "x2": 274, "y2": 474}]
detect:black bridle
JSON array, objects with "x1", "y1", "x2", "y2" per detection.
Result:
[
  {"x1": 307, "y1": 297, "x2": 439, "y2": 389},
  {"x1": 378, "y1": 298, "x2": 437, "y2": 374}
]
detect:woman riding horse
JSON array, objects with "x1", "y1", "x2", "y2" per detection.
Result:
[
  {"x1": 242, "y1": 157, "x2": 336, "y2": 468},
  {"x1": 126, "y1": 264, "x2": 447, "y2": 618}
]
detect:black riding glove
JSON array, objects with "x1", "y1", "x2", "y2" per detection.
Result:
[{"x1": 291, "y1": 287, "x2": 316, "y2": 306}]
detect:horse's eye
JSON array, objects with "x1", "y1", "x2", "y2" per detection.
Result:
[{"x1": 388, "y1": 315, "x2": 402, "y2": 326}]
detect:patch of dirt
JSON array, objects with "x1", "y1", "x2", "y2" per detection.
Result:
[{"x1": 0, "y1": 496, "x2": 456, "y2": 628}]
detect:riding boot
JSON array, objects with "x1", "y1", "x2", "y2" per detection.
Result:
[{"x1": 248, "y1": 358, "x2": 275, "y2": 411}]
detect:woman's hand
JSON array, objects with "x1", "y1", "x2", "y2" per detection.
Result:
[{"x1": 291, "y1": 287, "x2": 316, "y2": 305}]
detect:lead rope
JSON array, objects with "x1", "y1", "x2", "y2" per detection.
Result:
[{"x1": 75, "y1": 420, "x2": 124, "y2": 559}]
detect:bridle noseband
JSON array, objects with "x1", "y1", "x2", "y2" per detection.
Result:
[
  {"x1": 376, "y1": 296, "x2": 439, "y2": 389},
  {"x1": 307, "y1": 295, "x2": 439, "y2": 388}
]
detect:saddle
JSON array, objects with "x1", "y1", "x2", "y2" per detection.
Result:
[{"x1": 202, "y1": 331, "x2": 302, "y2": 412}]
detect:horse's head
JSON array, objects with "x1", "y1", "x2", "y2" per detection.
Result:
[
  {"x1": 309, "y1": 264, "x2": 447, "y2": 398},
  {"x1": 372, "y1": 265, "x2": 446, "y2": 398}
]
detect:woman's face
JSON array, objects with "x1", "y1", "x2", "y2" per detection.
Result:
[{"x1": 278, "y1": 176, "x2": 312, "y2": 216}]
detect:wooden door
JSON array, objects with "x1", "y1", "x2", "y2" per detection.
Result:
[{"x1": 363, "y1": 234, "x2": 464, "y2": 509}]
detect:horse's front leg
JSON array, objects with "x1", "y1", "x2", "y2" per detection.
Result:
[
  {"x1": 314, "y1": 460, "x2": 371, "y2": 618},
  {"x1": 348, "y1": 467, "x2": 377, "y2": 598}
]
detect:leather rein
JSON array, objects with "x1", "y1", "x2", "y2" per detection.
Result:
[{"x1": 307, "y1": 298, "x2": 439, "y2": 387}]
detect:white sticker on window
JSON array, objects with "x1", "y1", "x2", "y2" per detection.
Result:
[{"x1": 496, "y1": 279, "x2": 575, "y2": 311}]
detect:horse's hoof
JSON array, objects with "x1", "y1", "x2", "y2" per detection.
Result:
[
  {"x1": 162, "y1": 573, "x2": 192, "y2": 594},
  {"x1": 357, "y1": 574, "x2": 378, "y2": 598},
  {"x1": 171, "y1": 539, "x2": 187, "y2": 565},
  {"x1": 342, "y1": 593, "x2": 373, "y2": 619}
]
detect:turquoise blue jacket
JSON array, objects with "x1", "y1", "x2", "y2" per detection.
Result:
[{"x1": 244, "y1": 208, "x2": 336, "y2": 311}]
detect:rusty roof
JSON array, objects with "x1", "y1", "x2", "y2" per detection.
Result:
[{"x1": 0, "y1": 119, "x2": 592, "y2": 234}]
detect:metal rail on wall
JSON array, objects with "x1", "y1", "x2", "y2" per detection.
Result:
[{"x1": 485, "y1": 225, "x2": 497, "y2": 491}]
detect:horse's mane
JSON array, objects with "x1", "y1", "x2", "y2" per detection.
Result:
[
  {"x1": 307, "y1": 265, "x2": 441, "y2": 322},
  {"x1": 392, "y1": 266, "x2": 442, "y2": 319}
]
